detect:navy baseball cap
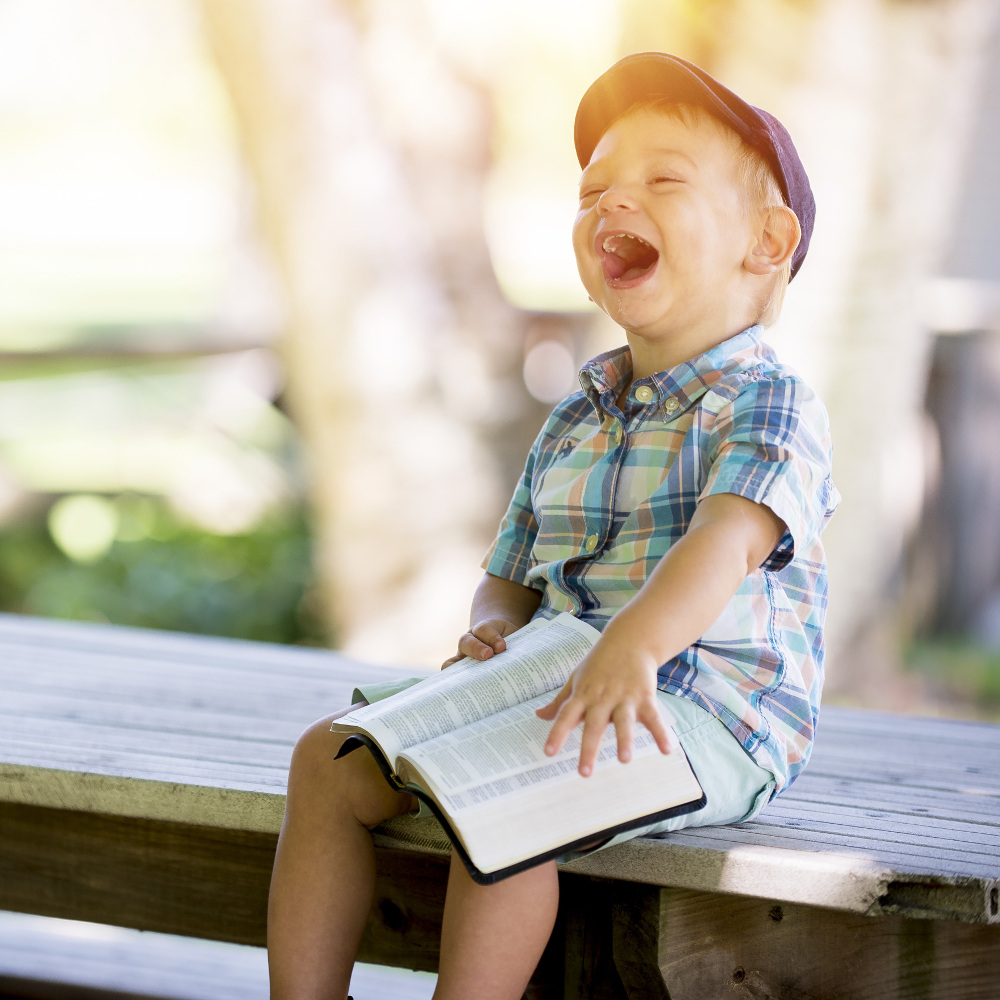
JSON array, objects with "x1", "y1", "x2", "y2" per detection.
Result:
[{"x1": 575, "y1": 52, "x2": 815, "y2": 280}]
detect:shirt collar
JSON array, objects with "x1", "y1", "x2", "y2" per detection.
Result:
[{"x1": 578, "y1": 325, "x2": 775, "y2": 419}]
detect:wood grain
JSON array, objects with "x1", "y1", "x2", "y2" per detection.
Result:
[
  {"x1": 3, "y1": 613, "x2": 999, "y2": 921},
  {"x1": 3, "y1": 612, "x2": 1000, "y2": 997},
  {"x1": 0, "y1": 801, "x2": 448, "y2": 972},
  {"x1": 653, "y1": 885, "x2": 1000, "y2": 1000}
]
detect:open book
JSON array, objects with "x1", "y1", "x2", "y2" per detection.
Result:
[{"x1": 331, "y1": 614, "x2": 706, "y2": 883}]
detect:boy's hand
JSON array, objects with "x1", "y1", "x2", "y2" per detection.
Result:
[
  {"x1": 535, "y1": 636, "x2": 677, "y2": 776},
  {"x1": 441, "y1": 618, "x2": 520, "y2": 669}
]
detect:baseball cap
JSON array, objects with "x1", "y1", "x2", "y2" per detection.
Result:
[{"x1": 574, "y1": 52, "x2": 815, "y2": 280}]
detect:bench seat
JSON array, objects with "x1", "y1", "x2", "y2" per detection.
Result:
[{"x1": 1, "y1": 613, "x2": 999, "y2": 999}]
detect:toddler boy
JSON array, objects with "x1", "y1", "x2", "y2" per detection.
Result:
[{"x1": 267, "y1": 52, "x2": 838, "y2": 1000}]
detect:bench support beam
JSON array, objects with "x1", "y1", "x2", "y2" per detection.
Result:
[
  {"x1": 5, "y1": 802, "x2": 1000, "y2": 1000},
  {"x1": 0, "y1": 802, "x2": 447, "y2": 971}
]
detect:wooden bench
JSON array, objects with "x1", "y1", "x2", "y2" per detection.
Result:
[{"x1": 1, "y1": 612, "x2": 998, "y2": 1000}]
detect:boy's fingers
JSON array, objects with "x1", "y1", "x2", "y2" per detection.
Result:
[
  {"x1": 535, "y1": 682, "x2": 571, "y2": 720},
  {"x1": 469, "y1": 622, "x2": 509, "y2": 654},
  {"x1": 445, "y1": 618, "x2": 519, "y2": 670},
  {"x1": 456, "y1": 636, "x2": 490, "y2": 660},
  {"x1": 543, "y1": 699, "x2": 584, "y2": 757},
  {"x1": 457, "y1": 631, "x2": 500, "y2": 661},
  {"x1": 640, "y1": 701, "x2": 677, "y2": 754},
  {"x1": 612, "y1": 705, "x2": 636, "y2": 763},
  {"x1": 577, "y1": 706, "x2": 611, "y2": 776}
]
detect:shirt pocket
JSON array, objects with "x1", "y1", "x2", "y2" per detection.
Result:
[{"x1": 530, "y1": 460, "x2": 593, "y2": 565}]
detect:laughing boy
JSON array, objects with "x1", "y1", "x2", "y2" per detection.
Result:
[{"x1": 267, "y1": 52, "x2": 838, "y2": 1000}]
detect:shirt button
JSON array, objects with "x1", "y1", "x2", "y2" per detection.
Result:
[
  {"x1": 664, "y1": 397, "x2": 680, "y2": 413},
  {"x1": 584, "y1": 534, "x2": 598, "y2": 552},
  {"x1": 634, "y1": 385, "x2": 655, "y2": 403}
]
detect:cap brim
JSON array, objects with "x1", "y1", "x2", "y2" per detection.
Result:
[{"x1": 575, "y1": 53, "x2": 757, "y2": 170}]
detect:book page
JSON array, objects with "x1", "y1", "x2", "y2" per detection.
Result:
[
  {"x1": 398, "y1": 694, "x2": 705, "y2": 875},
  {"x1": 333, "y1": 613, "x2": 600, "y2": 762},
  {"x1": 398, "y1": 692, "x2": 657, "y2": 812}
]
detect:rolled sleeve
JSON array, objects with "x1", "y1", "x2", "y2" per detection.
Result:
[{"x1": 700, "y1": 375, "x2": 836, "y2": 571}]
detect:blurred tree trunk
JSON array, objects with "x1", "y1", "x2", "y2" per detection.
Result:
[
  {"x1": 907, "y1": 15, "x2": 1000, "y2": 645},
  {"x1": 621, "y1": 0, "x2": 999, "y2": 707},
  {"x1": 910, "y1": 330, "x2": 1000, "y2": 637},
  {"x1": 198, "y1": 0, "x2": 528, "y2": 661}
]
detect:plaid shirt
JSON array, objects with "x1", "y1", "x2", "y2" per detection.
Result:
[{"x1": 483, "y1": 326, "x2": 839, "y2": 792}]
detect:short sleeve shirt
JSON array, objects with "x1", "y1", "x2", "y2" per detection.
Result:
[{"x1": 482, "y1": 326, "x2": 839, "y2": 792}]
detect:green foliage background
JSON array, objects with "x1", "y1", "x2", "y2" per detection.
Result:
[{"x1": 0, "y1": 496, "x2": 326, "y2": 646}]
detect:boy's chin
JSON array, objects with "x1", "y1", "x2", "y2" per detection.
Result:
[{"x1": 599, "y1": 295, "x2": 667, "y2": 333}]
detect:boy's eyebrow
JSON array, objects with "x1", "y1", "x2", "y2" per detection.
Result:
[
  {"x1": 647, "y1": 147, "x2": 699, "y2": 169},
  {"x1": 579, "y1": 147, "x2": 699, "y2": 185}
]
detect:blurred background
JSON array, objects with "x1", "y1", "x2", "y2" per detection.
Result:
[{"x1": 2, "y1": 0, "x2": 1000, "y2": 723}]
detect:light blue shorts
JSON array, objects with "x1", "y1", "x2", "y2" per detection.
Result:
[{"x1": 352, "y1": 677, "x2": 775, "y2": 861}]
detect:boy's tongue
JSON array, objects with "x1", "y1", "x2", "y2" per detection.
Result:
[{"x1": 600, "y1": 233, "x2": 659, "y2": 282}]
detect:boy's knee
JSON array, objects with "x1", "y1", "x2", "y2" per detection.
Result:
[
  {"x1": 290, "y1": 715, "x2": 342, "y2": 775},
  {"x1": 287, "y1": 715, "x2": 360, "y2": 804},
  {"x1": 288, "y1": 714, "x2": 415, "y2": 828}
]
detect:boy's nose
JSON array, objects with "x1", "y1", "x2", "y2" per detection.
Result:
[{"x1": 596, "y1": 186, "x2": 638, "y2": 215}]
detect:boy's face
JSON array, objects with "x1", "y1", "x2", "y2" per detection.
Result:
[{"x1": 573, "y1": 106, "x2": 760, "y2": 371}]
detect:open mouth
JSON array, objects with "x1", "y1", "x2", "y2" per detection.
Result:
[{"x1": 597, "y1": 232, "x2": 659, "y2": 284}]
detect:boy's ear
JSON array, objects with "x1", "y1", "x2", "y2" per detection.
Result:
[{"x1": 745, "y1": 206, "x2": 801, "y2": 275}]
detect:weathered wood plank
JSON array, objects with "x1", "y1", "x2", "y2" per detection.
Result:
[
  {"x1": 0, "y1": 716, "x2": 299, "y2": 770},
  {"x1": 1, "y1": 765, "x2": 285, "y2": 833},
  {"x1": 760, "y1": 801, "x2": 1000, "y2": 851},
  {"x1": 820, "y1": 707, "x2": 1000, "y2": 747},
  {"x1": 567, "y1": 836, "x2": 894, "y2": 916},
  {"x1": 653, "y1": 885, "x2": 1000, "y2": 1000},
  {"x1": 807, "y1": 749, "x2": 1000, "y2": 788},
  {"x1": 0, "y1": 662, "x2": 371, "y2": 720},
  {"x1": 1, "y1": 752, "x2": 289, "y2": 792},
  {"x1": 0, "y1": 612, "x2": 350, "y2": 669},
  {"x1": 0, "y1": 641, "x2": 373, "y2": 687},
  {"x1": 680, "y1": 818, "x2": 1000, "y2": 868},
  {"x1": 0, "y1": 911, "x2": 438, "y2": 1000},
  {"x1": 0, "y1": 911, "x2": 272, "y2": 1000},
  {"x1": 0, "y1": 718, "x2": 297, "y2": 768},
  {"x1": 780, "y1": 773, "x2": 1000, "y2": 823},
  {"x1": 553, "y1": 876, "x2": 1000, "y2": 1000},
  {"x1": 815, "y1": 733, "x2": 999, "y2": 760},
  {"x1": 0, "y1": 801, "x2": 448, "y2": 972},
  {"x1": 0, "y1": 613, "x2": 426, "y2": 722},
  {"x1": 2, "y1": 614, "x2": 999, "y2": 927},
  {"x1": 1, "y1": 689, "x2": 314, "y2": 741},
  {"x1": 0, "y1": 801, "x2": 277, "y2": 946},
  {"x1": 567, "y1": 836, "x2": 1000, "y2": 924},
  {"x1": 806, "y1": 760, "x2": 1000, "y2": 793},
  {"x1": 0, "y1": 645, "x2": 358, "y2": 683},
  {"x1": 661, "y1": 824, "x2": 1000, "y2": 881}
]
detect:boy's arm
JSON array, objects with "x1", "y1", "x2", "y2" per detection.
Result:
[
  {"x1": 536, "y1": 492, "x2": 785, "y2": 775},
  {"x1": 441, "y1": 572, "x2": 543, "y2": 668}
]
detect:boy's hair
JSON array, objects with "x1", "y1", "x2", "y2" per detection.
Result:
[{"x1": 622, "y1": 99, "x2": 791, "y2": 327}]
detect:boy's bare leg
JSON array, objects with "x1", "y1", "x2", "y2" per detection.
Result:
[
  {"x1": 434, "y1": 853, "x2": 559, "y2": 1000},
  {"x1": 267, "y1": 708, "x2": 416, "y2": 1000}
]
